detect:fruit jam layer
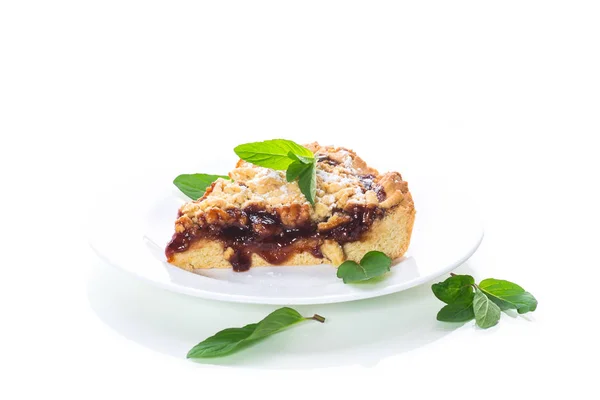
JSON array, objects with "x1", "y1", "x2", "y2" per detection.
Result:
[{"x1": 165, "y1": 204, "x2": 385, "y2": 271}]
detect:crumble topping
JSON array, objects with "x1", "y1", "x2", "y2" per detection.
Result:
[{"x1": 177, "y1": 143, "x2": 410, "y2": 233}]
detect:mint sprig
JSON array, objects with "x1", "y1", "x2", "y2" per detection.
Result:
[
  {"x1": 234, "y1": 139, "x2": 317, "y2": 205},
  {"x1": 432, "y1": 273, "x2": 538, "y2": 329},
  {"x1": 234, "y1": 139, "x2": 314, "y2": 170},
  {"x1": 187, "y1": 307, "x2": 325, "y2": 358},
  {"x1": 173, "y1": 173, "x2": 230, "y2": 200},
  {"x1": 337, "y1": 251, "x2": 392, "y2": 283}
]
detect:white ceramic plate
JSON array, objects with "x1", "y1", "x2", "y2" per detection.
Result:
[{"x1": 89, "y1": 172, "x2": 483, "y2": 305}]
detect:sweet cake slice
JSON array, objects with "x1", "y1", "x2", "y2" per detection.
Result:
[{"x1": 166, "y1": 143, "x2": 415, "y2": 272}]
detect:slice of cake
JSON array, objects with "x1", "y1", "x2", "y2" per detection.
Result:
[{"x1": 166, "y1": 143, "x2": 415, "y2": 272}]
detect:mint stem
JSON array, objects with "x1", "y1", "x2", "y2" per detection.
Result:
[
  {"x1": 308, "y1": 314, "x2": 326, "y2": 323},
  {"x1": 450, "y1": 272, "x2": 457, "y2": 277}
]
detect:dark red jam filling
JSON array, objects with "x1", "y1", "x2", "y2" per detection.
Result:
[
  {"x1": 166, "y1": 204, "x2": 385, "y2": 272},
  {"x1": 166, "y1": 163, "x2": 389, "y2": 272}
]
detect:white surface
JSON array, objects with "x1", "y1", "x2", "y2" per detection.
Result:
[
  {"x1": 1, "y1": 1, "x2": 599, "y2": 399},
  {"x1": 90, "y1": 172, "x2": 483, "y2": 304}
]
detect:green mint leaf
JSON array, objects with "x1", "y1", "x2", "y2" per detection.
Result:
[
  {"x1": 286, "y1": 160, "x2": 308, "y2": 182},
  {"x1": 336, "y1": 261, "x2": 363, "y2": 283},
  {"x1": 431, "y1": 274, "x2": 475, "y2": 304},
  {"x1": 361, "y1": 251, "x2": 393, "y2": 273},
  {"x1": 245, "y1": 307, "x2": 307, "y2": 341},
  {"x1": 285, "y1": 152, "x2": 317, "y2": 205},
  {"x1": 287, "y1": 151, "x2": 314, "y2": 165},
  {"x1": 296, "y1": 159, "x2": 317, "y2": 205},
  {"x1": 473, "y1": 288, "x2": 501, "y2": 329},
  {"x1": 433, "y1": 274, "x2": 538, "y2": 329},
  {"x1": 337, "y1": 251, "x2": 392, "y2": 283},
  {"x1": 234, "y1": 139, "x2": 314, "y2": 170},
  {"x1": 186, "y1": 307, "x2": 325, "y2": 358},
  {"x1": 436, "y1": 300, "x2": 475, "y2": 322},
  {"x1": 479, "y1": 279, "x2": 538, "y2": 314},
  {"x1": 186, "y1": 323, "x2": 258, "y2": 358},
  {"x1": 233, "y1": 139, "x2": 316, "y2": 205},
  {"x1": 173, "y1": 173, "x2": 230, "y2": 200}
]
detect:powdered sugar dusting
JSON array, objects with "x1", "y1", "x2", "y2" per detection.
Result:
[{"x1": 343, "y1": 152, "x2": 353, "y2": 168}]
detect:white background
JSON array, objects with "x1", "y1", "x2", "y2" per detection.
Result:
[{"x1": 1, "y1": 1, "x2": 599, "y2": 399}]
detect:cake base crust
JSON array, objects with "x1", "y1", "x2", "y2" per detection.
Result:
[{"x1": 168, "y1": 202, "x2": 415, "y2": 271}]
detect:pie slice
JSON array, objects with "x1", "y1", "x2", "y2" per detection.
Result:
[{"x1": 165, "y1": 143, "x2": 415, "y2": 272}]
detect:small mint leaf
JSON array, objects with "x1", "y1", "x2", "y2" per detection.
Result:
[
  {"x1": 287, "y1": 151, "x2": 314, "y2": 165},
  {"x1": 337, "y1": 251, "x2": 391, "y2": 283},
  {"x1": 296, "y1": 159, "x2": 317, "y2": 205},
  {"x1": 473, "y1": 288, "x2": 501, "y2": 329},
  {"x1": 336, "y1": 261, "x2": 365, "y2": 283},
  {"x1": 173, "y1": 173, "x2": 230, "y2": 200},
  {"x1": 431, "y1": 275, "x2": 475, "y2": 304},
  {"x1": 436, "y1": 300, "x2": 475, "y2": 322},
  {"x1": 479, "y1": 278, "x2": 538, "y2": 314},
  {"x1": 286, "y1": 161, "x2": 307, "y2": 182}
]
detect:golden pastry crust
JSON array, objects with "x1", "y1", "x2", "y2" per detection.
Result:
[
  {"x1": 168, "y1": 205, "x2": 415, "y2": 270},
  {"x1": 166, "y1": 142, "x2": 415, "y2": 270},
  {"x1": 175, "y1": 143, "x2": 411, "y2": 234}
]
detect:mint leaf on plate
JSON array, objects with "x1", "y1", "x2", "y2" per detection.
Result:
[
  {"x1": 173, "y1": 173, "x2": 230, "y2": 200},
  {"x1": 187, "y1": 307, "x2": 325, "y2": 359},
  {"x1": 337, "y1": 251, "x2": 392, "y2": 283}
]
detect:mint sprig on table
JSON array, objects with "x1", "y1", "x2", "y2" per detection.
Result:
[
  {"x1": 432, "y1": 273, "x2": 538, "y2": 329},
  {"x1": 173, "y1": 173, "x2": 230, "y2": 200},
  {"x1": 337, "y1": 251, "x2": 392, "y2": 283},
  {"x1": 187, "y1": 307, "x2": 325, "y2": 358},
  {"x1": 186, "y1": 273, "x2": 537, "y2": 359},
  {"x1": 235, "y1": 139, "x2": 317, "y2": 205}
]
